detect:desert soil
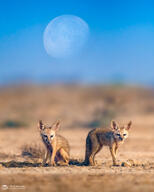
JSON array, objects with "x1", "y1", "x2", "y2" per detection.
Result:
[{"x1": 0, "y1": 85, "x2": 154, "y2": 192}]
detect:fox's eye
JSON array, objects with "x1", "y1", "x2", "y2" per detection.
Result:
[
  {"x1": 123, "y1": 134, "x2": 127, "y2": 136},
  {"x1": 50, "y1": 135, "x2": 54, "y2": 138},
  {"x1": 116, "y1": 134, "x2": 121, "y2": 136}
]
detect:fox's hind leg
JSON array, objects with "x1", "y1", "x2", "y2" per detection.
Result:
[
  {"x1": 92, "y1": 145, "x2": 102, "y2": 163},
  {"x1": 89, "y1": 145, "x2": 102, "y2": 166},
  {"x1": 87, "y1": 134, "x2": 101, "y2": 166},
  {"x1": 57, "y1": 148, "x2": 69, "y2": 166}
]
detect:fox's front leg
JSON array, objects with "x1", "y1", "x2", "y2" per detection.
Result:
[
  {"x1": 48, "y1": 152, "x2": 51, "y2": 166},
  {"x1": 109, "y1": 145, "x2": 117, "y2": 166},
  {"x1": 42, "y1": 149, "x2": 49, "y2": 166},
  {"x1": 51, "y1": 149, "x2": 56, "y2": 166},
  {"x1": 114, "y1": 144, "x2": 118, "y2": 156}
]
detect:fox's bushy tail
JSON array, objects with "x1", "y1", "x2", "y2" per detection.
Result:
[{"x1": 84, "y1": 134, "x2": 91, "y2": 166}]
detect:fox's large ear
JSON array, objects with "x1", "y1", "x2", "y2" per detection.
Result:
[
  {"x1": 126, "y1": 121, "x2": 132, "y2": 130},
  {"x1": 38, "y1": 120, "x2": 44, "y2": 130},
  {"x1": 111, "y1": 120, "x2": 119, "y2": 130},
  {"x1": 52, "y1": 120, "x2": 61, "y2": 131}
]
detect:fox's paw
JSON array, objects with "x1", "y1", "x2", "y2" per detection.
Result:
[
  {"x1": 42, "y1": 162, "x2": 48, "y2": 167},
  {"x1": 51, "y1": 161, "x2": 56, "y2": 166},
  {"x1": 112, "y1": 162, "x2": 120, "y2": 166},
  {"x1": 57, "y1": 160, "x2": 69, "y2": 166}
]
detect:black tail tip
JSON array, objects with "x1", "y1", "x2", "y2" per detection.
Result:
[{"x1": 82, "y1": 161, "x2": 89, "y2": 166}]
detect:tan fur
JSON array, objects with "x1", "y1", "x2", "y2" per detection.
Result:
[
  {"x1": 38, "y1": 120, "x2": 70, "y2": 166},
  {"x1": 84, "y1": 120, "x2": 132, "y2": 166}
]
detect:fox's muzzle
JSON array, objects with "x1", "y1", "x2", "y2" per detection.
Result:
[{"x1": 119, "y1": 137, "x2": 123, "y2": 141}]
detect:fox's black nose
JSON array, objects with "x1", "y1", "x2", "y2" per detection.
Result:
[{"x1": 119, "y1": 137, "x2": 123, "y2": 141}]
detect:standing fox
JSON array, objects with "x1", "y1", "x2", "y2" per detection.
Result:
[
  {"x1": 84, "y1": 120, "x2": 132, "y2": 166},
  {"x1": 38, "y1": 120, "x2": 70, "y2": 166}
]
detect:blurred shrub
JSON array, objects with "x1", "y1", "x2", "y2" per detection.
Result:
[
  {"x1": 87, "y1": 108, "x2": 116, "y2": 128},
  {"x1": 100, "y1": 108, "x2": 116, "y2": 127},
  {"x1": 0, "y1": 120, "x2": 27, "y2": 128}
]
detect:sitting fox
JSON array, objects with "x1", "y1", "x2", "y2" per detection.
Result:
[
  {"x1": 38, "y1": 120, "x2": 70, "y2": 166},
  {"x1": 84, "y1": 120, "x2": 132, "y2": 166}
]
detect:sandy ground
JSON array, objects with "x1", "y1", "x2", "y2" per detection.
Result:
[
  {"x1": 0, "y1": 85, "x2": 154, "y2": 192},
  {"x1": 0, "y1": 119, "x2": 154, "y2": 192}
]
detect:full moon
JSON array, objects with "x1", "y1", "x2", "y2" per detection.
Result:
[{"x1": 43, "y1": 15, "x2": 89, "y2": 58}]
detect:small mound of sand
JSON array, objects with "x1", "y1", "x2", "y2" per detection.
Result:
[{"x1": 121, "y1": 159, "x2": 144, "y2": 167}]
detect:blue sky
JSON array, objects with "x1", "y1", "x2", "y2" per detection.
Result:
[{"x1": 0, "y1": 0, "x2": 154, "y2": 84}]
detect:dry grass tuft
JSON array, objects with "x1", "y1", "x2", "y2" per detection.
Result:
[
  {"x1": 0, "y1": 161, "x2": 42, "y2": 168},
  {"x1": 21, "y1": 143, "x2": 45, "y2": 159}
]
